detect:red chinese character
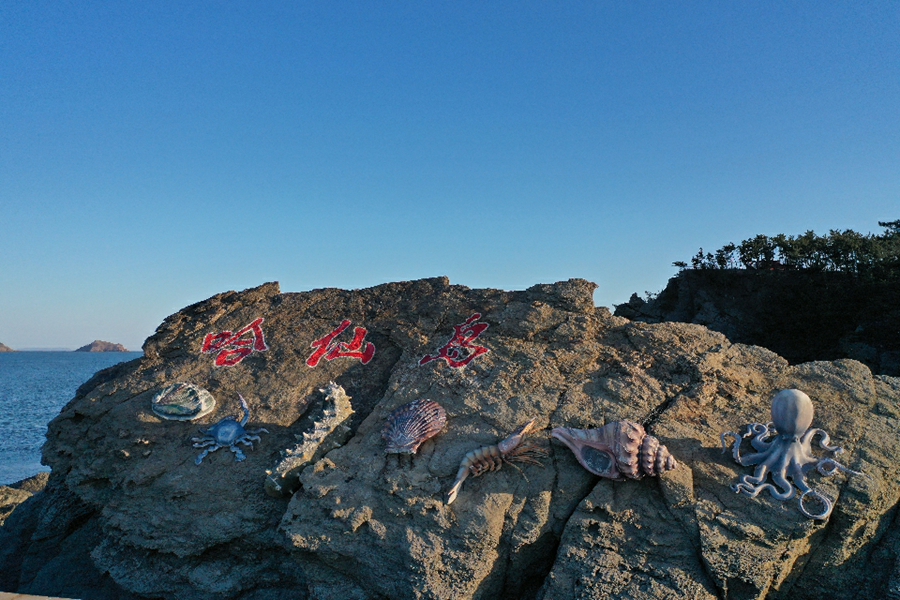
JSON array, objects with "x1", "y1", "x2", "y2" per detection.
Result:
[
  {"x1": 419, "y1": 313, "x2": 489, "y2": 368},
  {"x1": 307, "y1": 319, "x2": 376, "y2": 367},
  {"x1": 201, "y1": 317, "x2": 269, "y2": 367}
]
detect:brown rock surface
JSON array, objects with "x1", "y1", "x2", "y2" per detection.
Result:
[
  {"x1": 0, "y1": 278, "x2": 898, "y2": 599},
  {"x1": 0, "y1": 342, "x2": 15, "y2": 352}
]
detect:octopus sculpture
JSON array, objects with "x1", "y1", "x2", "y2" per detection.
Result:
[{"x1": 721, "y1": 389, "x2": 860, "y2": 520}]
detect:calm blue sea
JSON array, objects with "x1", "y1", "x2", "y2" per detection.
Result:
[{"x1": 0, "y1": 351, "x2": 143, "y2": 486}]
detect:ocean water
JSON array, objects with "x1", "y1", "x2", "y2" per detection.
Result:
[{"x1": 0, "y1": 351, "x2": 143, "y2": 486}]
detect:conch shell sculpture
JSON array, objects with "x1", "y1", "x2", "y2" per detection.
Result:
[{"x1": 551, "y1": 421, "x2": 677, "y2": 479}]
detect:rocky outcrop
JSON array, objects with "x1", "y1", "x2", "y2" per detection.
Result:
[
  {"x1": 0, "y1": 473, "x2": 48, "y2": 526},
  {"x1": 1, "y1": 278, "x2": 899, "y2": 599},
  {"x1": 0, "y1": 342, "x2": 15, "y2": 352},
  {"x1": 74, "y1": 340, "x2": 129, "y2": 352},
  {"x1": 615, "y1": 269, "x2": 900, "y2": 377}
]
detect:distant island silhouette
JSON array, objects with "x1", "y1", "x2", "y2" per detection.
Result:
[
  {"x1": 0, "y1": 342, "x2": 15, "y2": 352},
  {"x1": 74, "y1": 340, "x2": 129, "y2": 352}
]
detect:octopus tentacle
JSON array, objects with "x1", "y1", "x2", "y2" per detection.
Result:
[
  {"x1": 801, "y1": 428, "x2": 843, "y2": 453},
  {"x1": 722, "y1": 430, "x2": 775, "y2": 467},
  {"x1": 748, "y1": 423, "x2": 776, "y2": 452},
  {"x1": 734, "y1": 480, "x2": 795, "y2": 501},
  {"x1": 734, "y1": 453, "x2": 796, "y2": 501},
  {"x1": 798, "y1": 489, "x2": 833, "y2": 520},
  {"x1": 721, "y1": 431, "x2": 743, "y2": 460},
  {"x1": 793, "y1": 444, "x2": 821, "y2": 467},
  {"x1": 817, "y1": 457, "x2": 863, "y2": 478},
  {"x1": 733, "y1": 481, "x2": 764, "y2": 496},
  {"x1": 742, "y1": 464, "x2": 771, "y2": 486},
  {"x1": 770, "y1": 468, "x2": 797, "y2": 499},
  {"x1": 738, "y1": 452, "x2": 772, "y2": 467},
  {"x1": 788, "y1": 460, "x2": 812, "y2": 494}
]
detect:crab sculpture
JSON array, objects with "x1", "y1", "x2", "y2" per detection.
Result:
[
  {"x1": 192, "y1": 394, "x2": 268, "y2": 465},
  {"x1": 721, "y1": 389, "x2": 860, "y2": 520}
]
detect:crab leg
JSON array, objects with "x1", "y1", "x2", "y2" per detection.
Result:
[{"x1": 194, "y1": 445, "x2": 220, "y2": 465}]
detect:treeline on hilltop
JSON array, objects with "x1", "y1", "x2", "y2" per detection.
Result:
[{"x1": 674, "y1": 220, "x2": 900, "y2": 277}]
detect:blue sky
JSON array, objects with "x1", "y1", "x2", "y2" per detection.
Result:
[{"x1": 1, "y1": 2, "x2": 898, "y2": 351}]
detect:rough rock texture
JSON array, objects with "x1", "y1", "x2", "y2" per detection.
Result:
[
  {"x1": 74, "y1": 340, "x2": 129, "y2": 352},
  {"x1": 1, "y1": 278, "x2": 899, "y2": 600},
  {"x1": 615, "y1": 269, "x2": 900, "y2": 376},
  {"x1": 0, "y1": 342, "x2": 15, "y2": 352},
  {"x1": 0, "y1": 473, "x2": 48, "y2": 526}
]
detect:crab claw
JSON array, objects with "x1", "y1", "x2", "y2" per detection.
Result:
[{"x1": 238, "y1": 394, "x2": 251, "y2": 426}]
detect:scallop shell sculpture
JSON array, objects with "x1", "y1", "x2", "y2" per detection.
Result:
[
  {"x1": 551, "y1": 421, "x2": 677, "y2": 479},
  {"x1": 151, "y1": 383, "x2": 217, "y2": 421},
  {"x1": 383, "y1": 399, "x2": 448, "y2": 454}
]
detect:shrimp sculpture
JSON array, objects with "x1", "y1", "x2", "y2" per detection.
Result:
[{"x1": 446, "y1": 418, "x2": 548, "y2": 505}]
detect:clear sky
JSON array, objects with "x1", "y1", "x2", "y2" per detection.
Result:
[{"x1": 1, "y1": 2, "x2": 898, "y2": 351}]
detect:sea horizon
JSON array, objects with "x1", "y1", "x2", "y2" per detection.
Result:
[
  {"x1": 9, "y1": 348, "x2": 142, "y2": 353},
  {"x1": 0, "y1": 350, "x2": 144, "y2": 485}
]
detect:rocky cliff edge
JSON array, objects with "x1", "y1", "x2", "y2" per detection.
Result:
[{"x1": 1, "y1": 278, "x2": 898, "y2": 600}]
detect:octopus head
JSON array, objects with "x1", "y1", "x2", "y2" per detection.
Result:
[{"x1": 771, "y1": 389, "x2": 814, "y2": 436}]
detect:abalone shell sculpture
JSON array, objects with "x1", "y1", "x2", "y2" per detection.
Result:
[
  {"x1": 383, "y1": 399, "x2": 448, "y2": 455},
  {"x1": 551, "y1": 421, "x2": 677, "y2": 479},
  {"x1": 721, "y1": 388, "x2": 861, "y2": 520},
  {"x1": 151, "y1": 382, "x2": 216, "y2": 421}
]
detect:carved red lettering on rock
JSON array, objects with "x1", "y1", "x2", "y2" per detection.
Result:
[
  {"x1": 201, "y1": 317, "x2": 269, "y2": 367},
  {"x1": 307, "y1": 320, "x2": 376, "y2": 367},
  {"x1": 420, "y1": 313, "x2": 490, "y2": 368}
]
